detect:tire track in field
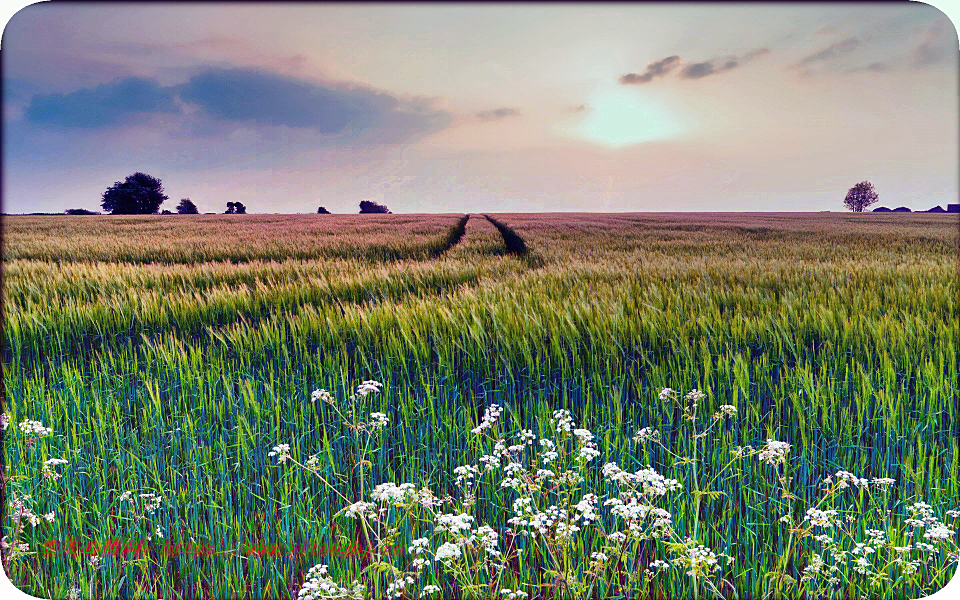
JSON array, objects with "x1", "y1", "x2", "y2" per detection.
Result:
[
  {"x1": 483, "y1": 215, "x2": 529, "y2": 256},
  {"x1": 432, "y1": 214, "x2": 470, "y2": 257}
]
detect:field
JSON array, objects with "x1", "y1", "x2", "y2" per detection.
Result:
[{"x1": 2, "y1": 212, "x2": 958, "y2": 599}]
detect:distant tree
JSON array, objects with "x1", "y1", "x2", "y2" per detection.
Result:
[
  {"x1": 317, "y1": 206, "x2": 331, "y2": 214},
  {"x1": 359, "y1": 200, "x2": 391, "y2": 214},
  {"x1": 161, "y1": 210, "x2": 173, "y2": 214},
  {"x1": 225, "y1": 202, "x2": 247, "y2": 214},
  {"x1": 177, "y1": 198, "x2": 200, "y2": 214},
  {"x1": 65, "y1": 208, "x2": 99, "y2": 215},
  {"x1": 101, "y1": 172, "x2": 168, "y2": 214},
  {"x1": 843, "y1": 181, "x2": 879, "y2": 212}
]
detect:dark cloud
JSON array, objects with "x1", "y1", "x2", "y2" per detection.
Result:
[
  {"x1": 619, "y1": 55, "x2": 680, "y2": 84},
  {"x1": 19, "y1": 67, "x2": 451, "y2": 144},
  {"x1": 23, "y1": 77, "x2": 179, "y2": 128},
  {"x1": 743, "y1": 48, "x2": 771, "y2": 60},
  {"x1": 795, "y1": 37, "x2": 860, "y2": 67},
  {"x1": 681, "y1": 58, "x2": 739, "y2": 80},
  {"x1": 476, "y1": 107, "x2": 520, "y2": 120},
  {"x1": 624, "y1": 49, "x2": 767, "y2": 84},
  {"x1": 179, "y1": 68, "x2": 404, "y2": 133}
]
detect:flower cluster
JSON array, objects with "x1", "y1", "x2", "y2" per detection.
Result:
[
  {"x1": 18, "y1": 418, "x2": 52, "y2": 438},
  {"x1": 297, "y1": 564, "x2": 363, "y2": 600},
  {"x1": 268, "y1": 443, "x2": 292, "y2": 464},
  {"x1": 758, "y1": 439, "x2": 791, "y2": 466},
  {"x1": 355, "y1": 380, "x2": 383, "y2": 398},
  {"x1": 269, "y1": 381, "x2": 958, "y2": 600},
  {"x1": 471, "y1": 404, "x2": 503, "y2": 434},
  {"x1": 41, "y1": 458, "x2": 68, "y2": 480}
]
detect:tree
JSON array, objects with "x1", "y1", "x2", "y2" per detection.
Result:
[
  {"x1": 65, "y1": 208, "x2": 99, "y2": 215},
  {"x1": 317, "y1": 206, "x2": 331, "y2": 214},
  {"x1": 359, "y1": 200, "x2": 391, "y2": 214},
  {"x1": 101, "y1": 172, "x2": 168, "y2": 214},
  {"x1": 843, "y1": 181, "x2": 879, "y2": 212},
  {"x1": 161, "y1": 210, "x2": 173, "y2": 214},
  {"x1": 225, "y1": 201, "x2": 247, "y2": 214},
  {"x1": 177, "y1": 198, "x2": 199, "y2": 214}
]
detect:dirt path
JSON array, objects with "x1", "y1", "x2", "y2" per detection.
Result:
[{"x1": 483, "y1": 215, "x2": 528, "y2": 255}]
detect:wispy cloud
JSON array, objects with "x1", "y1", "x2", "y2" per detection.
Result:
[
  {"x1": 913, "y1": 19, "x2": 955, "y2": 67},
  {"x1": 793, "y1": 37, "x2": 860, "y2": 67},
  {"x1": 680, "y1": 58, "x2": 739, "y2": 80},
  {"x1": 619, "y1": 55, "x2": 680, "y2": 84},
  {"x1": 847, "y1": 61, "x2": 890, "y2": 73},
  {"x1": 622, "y1": 48, "x2": 768, "y2": 84},
  {"x1": 476, "y1": 107, "x2": 520, "y2": 120}
]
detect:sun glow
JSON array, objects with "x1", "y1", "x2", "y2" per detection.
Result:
[{"x1": 564, "y1": 87, "x2": 683, "y2": 148}]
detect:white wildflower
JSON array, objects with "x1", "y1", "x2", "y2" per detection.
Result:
[
  {"x1": 268, "y1": 444, "x2": 292, "y2": 464},
  {"x1": 18, "y1": 419, "x2": 52, "y2": 438},
  {"x1": 634, "y1": 427, "x2": 661, "y2": 443},
  {"x1": 434, "y1": 542, "x2": 462, "y2": 562},
  {"x1": 553, "y1": 409, "x2": 574, "y2": 432},
  {"x1": 355, "y1": 380, "x2": 383, "y2": 398},
  {"x1": 371, "y1": 482, "x2": 416, "y2": 505},
  {"x1": 758, "y1": 439, "x2": 791, "y2": 466},
  {"x1": 369, "y1": 412, "x2": 389, "y2": 429},
  {"x1": 344, "y1": 501, "x2": 376, "y2": 519},
  {"x1": 714, "y1": 405, "x2": 737, "y2": 419},
  {"x1": 311, "y1": 389, "x2": 333, "y2": 404},
  {"x1": 472, "y1": 404, "x2": 503, "y2": 434}
]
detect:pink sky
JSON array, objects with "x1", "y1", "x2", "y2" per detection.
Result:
[{"x1": 2, "y1": 3, "x2": 957, "y2": 213}]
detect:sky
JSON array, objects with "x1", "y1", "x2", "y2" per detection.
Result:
[{"x1": 2, "y1": 2, "x2": 958, "y2": 214}]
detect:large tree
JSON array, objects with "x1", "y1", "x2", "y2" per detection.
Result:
[
  {"x1": 843, "y1": 181, "x2": 879, "y2": 212},
  {"x1": 225, "y1": 201, "x2": 247, "y2": 214},
  {"x1": 101, "y1": 172, "x2": 168, "y2": 214},
  {"x1": 177, "y1": 198, "x2": 199, "y2": 214},
  {"x1": 359, "y1": 200, "x2": 391, "y2": 214}
]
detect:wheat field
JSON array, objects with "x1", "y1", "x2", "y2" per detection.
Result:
[{"x1": 2, "y1": 212, "x2": 957, "y2": 599}]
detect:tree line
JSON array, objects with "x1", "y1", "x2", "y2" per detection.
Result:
[{"x1": 71, "y1": 172, "x2": 392, "y2": 215}]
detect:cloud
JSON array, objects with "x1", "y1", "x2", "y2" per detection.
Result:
[
  {"x1": 566, "y1": 104, "x2": 588, "y2": 113},
  {"x1": 476, "y1": 107, "x2": 520, "y2": 120},
  {"x1": 23, "y1": 77, "x2": 179, "y2": 128},
  {"x1": 623, "y1": 49, "x2": 767, "y2": 84},
  {"x1": 794, "y1": 37, "x2": 860, "y2": 67},
  {"x1": 619, "y1": 55, "x2": 680, "y2": 84},
  {"x1": 850, "y1": 61, "x2": 890, "y2": 73},
  {"x1": 913, "y1": 19, "x2": 956, "y2": 67},
  {"x1": 681, "y1": 58, "x2": 738, "y2": 79},
  {"x1": 743, "y1": 48, "x2": 771, "y2": 61},
  {"x1": 180, "y1": 68, "x2": 398, "y2": 132},
  {"x1": 19, "y1": 67, "x2": 451, "y2": 144}
]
